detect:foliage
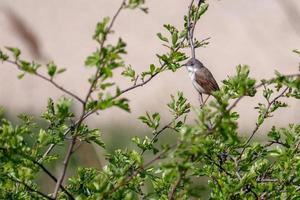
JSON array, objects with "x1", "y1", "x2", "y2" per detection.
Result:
[{"x1": 0, "y1": 0, "x2": 300, "y2": 199}]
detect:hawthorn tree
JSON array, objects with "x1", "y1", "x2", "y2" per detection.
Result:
[{"x1": 0, "y1": 0, "x2": 300, "y2": 199}]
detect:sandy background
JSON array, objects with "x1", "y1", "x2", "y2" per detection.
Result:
[{"x1": 0, "y1": 0, "x2": 299, "y2": 136}]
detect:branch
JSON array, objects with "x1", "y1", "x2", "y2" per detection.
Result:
[
  {"x1": 52, "y1": 137, "x2": 76, "y2": 198},
  {"x1": 31, "y1": 160, "x2": 74, "y2": 200},
  {"x1": 83, "y1": 0, "x2": 126, "y2": 106},
  {"x1": 203, "y1": 154, "x2": 233, "y2": 177},
  {"x1": 141, "y1": 117, "x2": 179, "y2": 156},
  {"x1": 187, "y1": 0, "x2": 196, "y2": 59},
  {"x1": 238, "y1": 86, "x2": 289, "y2": 160},
  {"x1": 8, "y1": 176, "x2": 54, "y2": 200},
  {"x1": 5, "y1": 59, "x2": 85, "y2": 104},
  {"x1": 168, "y1": 169, "x2": 187, "y2": 200},
  {"x1": 228, "y1": 73, "x2": 300, "y2": 112}
]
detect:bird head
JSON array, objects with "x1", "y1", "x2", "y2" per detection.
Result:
[{"x1": 182, "y1": 58, "x2": 204, "y2": 71}]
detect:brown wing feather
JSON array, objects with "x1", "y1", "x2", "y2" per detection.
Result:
[{"x1": 195, "y1": 67, "x2": 219, "y2": 95}]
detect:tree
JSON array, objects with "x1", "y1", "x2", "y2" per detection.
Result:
[{"x1": 0, "y1": 0, "x2": 299, "y2": 199}]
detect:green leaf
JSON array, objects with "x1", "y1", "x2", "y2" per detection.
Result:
[
  {"x1": 47, "y1": 61, "x2": 57, "y2": 77},
  {"x1": 197, "y1": 4, "x2": 209, "y2": 19},
  {"x1": 57, "y1": 68, "x2": 67, "y2": 74},
  {"x1": 17, "y1": 73, "x2": 25, "y2": 79},
  {"x1": 100, "y1": 82, "x2": 115, "y2": 90},
  {"x1": 5, "y1": 47, "x2": 21, "y2": 59},
  {"x1": 150, "y1": 64, "x2": 156, "y2": 75},
  {"x1": 85, "y1": 51, "x2": 100, "y2": 67},
  {"x1": 171, "y1": 32, "x2": 178, "y2": 46},
  {"x1": 113, "y1": 98, "x2": 130, "y2": 112},
  {"x1": 138, "y1": 112, "x2": 160, "y2": 130},
  {"x1": 267, "y1": 126, "x2": 281, "y2": 141},
  {"x1": 292, "y1": 49, "x2": 300, "y2": 56},
  {"x1": 93, "y1": 17, "x2": 110, "y2": 41},
  {"x1": 0, "y1": 49, "x2": 9, "y2": 61},
  {"x1": 121, "y1": 65, "x2": 136, "y2": 80},
  {"x1": 157, "y1": 33, "x2": 169, "y2": 43}
]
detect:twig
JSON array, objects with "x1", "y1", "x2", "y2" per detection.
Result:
[
  {"x1": 204, "y1": 154, "x2": 233, "y2": 177},
  {"x1": 5, "y1": 59, "x2": 85, "y2": 104},
  {"x1": 264, "y1": 140, "x2": 289, "y2": 148},
  {"x1": 228, "y1": 73, "x2": 300, "y2": 112},
  {"x1": 8, "y1": 176, "x2": 54, "y2": 200},
  {"x1": 52, "y1": 137, "x2": 76, "y2": 198},
  {"x1": 31, "y1": 160, "x2": 74, "y2": 200},
  {"x1": 141, "y1": 117, "x2": 179, "y2": 156},
  {"x1": 168, "y1": 169, "x2": 187, "y2": 200},
  {"x1": 187, "y1": 0, "x2": 196, "y2": 59},
  {"x1": 238, "y1": 87, "x2": 289, "y2": 160},
  {"x1": 84, "y1": 0, "x2": 126, "y2": 105}
]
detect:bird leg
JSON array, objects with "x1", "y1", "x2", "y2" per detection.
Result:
[
  {"x1": 202, "y1": 95, "x2": 210, "y2": 107},
  {"x1": 198, "y1": 93, "x2": 204, "y2": 107}
]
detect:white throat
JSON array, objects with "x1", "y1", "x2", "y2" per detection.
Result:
[{"x1": 186, "y1": 66, "x2": 197, "y2": 79}]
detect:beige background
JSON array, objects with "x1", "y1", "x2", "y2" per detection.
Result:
[{"x1": 0, "y1": 0, "x2": 299, "y2": 136}]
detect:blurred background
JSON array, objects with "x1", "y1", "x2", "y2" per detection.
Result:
[{"x1": 0, "y1": 0, "x2": 299, "y2": 198}]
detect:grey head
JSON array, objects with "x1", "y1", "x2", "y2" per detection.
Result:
[{"x1": 183, "y1": 58, "x2": 204, "y2": 69}]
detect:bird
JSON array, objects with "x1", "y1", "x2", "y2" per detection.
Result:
[{"x1": 183, "y1": 58, "x2": 219, "y2": 105}]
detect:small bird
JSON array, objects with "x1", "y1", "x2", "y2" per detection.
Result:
[{"x1": 183, "y1": 58, "x2": 219, "y2": 105}]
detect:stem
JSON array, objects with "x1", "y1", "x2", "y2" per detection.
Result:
[
  {"x1": 238, "y1": 87, "x2": 289, "y2": 160},
  {"x1": 32, "y1": 160, "x2": 74, "y2": 200},
  {"x1": 228, "y1": 73, "x2": 300, "y2": 112},
  {"x1": 187, "y1": 0, "x2": 196, "y2": 59},
  {"x1": 168, "y1": 170, "x2": 187, "y2": 200},
  {"x1": 52, "y1": 137, "x2": 76, "y2": 198}
]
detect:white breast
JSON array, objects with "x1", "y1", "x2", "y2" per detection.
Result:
[{"x1": 186, "y1": 67, "x2": 206, "y2": 94}]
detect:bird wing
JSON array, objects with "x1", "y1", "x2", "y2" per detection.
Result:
[{"x1": 195, "y1": 67, "x2": 219, "y2": 95}]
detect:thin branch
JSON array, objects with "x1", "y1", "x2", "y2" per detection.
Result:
[
  {"x1": 52, "y1": 137, "x2": 76, "y2": 198},
  {"x1": 203, "y1": 154, "x2": 233, "y2": 177},
  {"x1": 140, "y1": 117, "x2": 179, "y2": 156},
  {"x1": 187, "y1": 0, "x2": 196, "y2": 59},
  {"x1": 8, "y1": 176, "x2": 54, "y2": 200},
  {"x1": 168, "y1": 169, "x2": 187, "y2": 200},
  {"x1": 31, "y1": 160, "x2": 74, "y2": 200},
  {"x1": 228, "y1": 73, "x2": 300, "y2": 112},
  {"x1": 84, "y1": 0, "x2": 126, "y2": 106},
  {"x1": 264, "y1": 140, "x2": 289, "y2": 148},
  {"x1": 5, "y1": 59, "x2": 85, "y2": 104},
  {"x1": 238, "y1": 86, "x2": 289, "y2": 160}
]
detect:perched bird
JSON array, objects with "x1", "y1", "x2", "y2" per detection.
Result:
[{"x1": 183, "y1": 58, "x2": 219, "y2": 105}]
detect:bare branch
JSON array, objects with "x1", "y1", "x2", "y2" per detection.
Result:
[{"x1": 52, "y1": 137, "x2": 76, "y2": 198}]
